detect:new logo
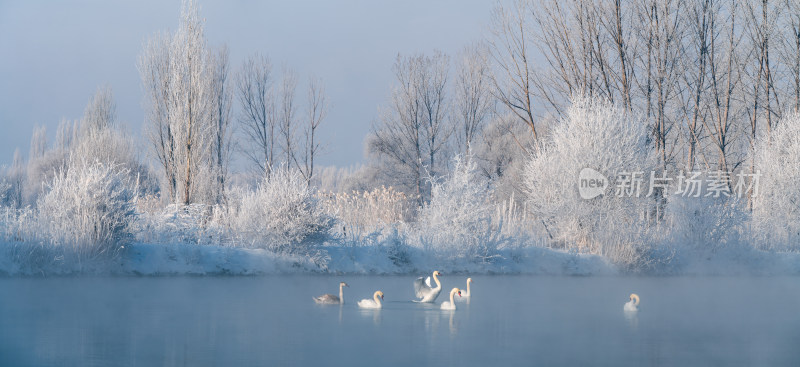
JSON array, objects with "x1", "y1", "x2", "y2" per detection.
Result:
[{"x1": 578, "y1": 168, "x2": 608, "y2": 200}]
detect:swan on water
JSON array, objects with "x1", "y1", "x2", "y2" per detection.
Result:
[
  {"x1": 313, "y1": 282, "x2": 349, "y2": 304},
  {"x1": 440, "y1": 288, "x2": 462, "y2": 310},
  {"x1": 413, "y1": 270, "x2": 442, "y2": 303},
  {"x1": 358, "y1": 290, "x2": 384, "y2": 309},
  {"x1": 624, "y1": 293, "x2": 640, "y2": 312},
  {"x1": 455, "y1": 278, "x2": 472, "y2": 301}
]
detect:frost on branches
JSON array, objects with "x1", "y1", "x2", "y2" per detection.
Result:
[
  {"x1": 416, "y1": 155, "x2": 507, "y2": 263},
  {"x1": 751, "y1": 113, "x2": 800, "y2": 251},
  {"x1": 37, "y1": 161, "x2": 136, "y2": 262},
  {"x1": 524, "y1": 96, "x2": 658, "y2": 270},
  {"x1": 232, "y1": 168, "x2": 332, "y2": 264}
]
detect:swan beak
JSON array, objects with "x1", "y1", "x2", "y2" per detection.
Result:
[
  {"x1": 381, "y1": 295, "x2": 384, "y2": 300},
  {"x1": 458, "y1": 291, "x2": 462, "y2": 297}
]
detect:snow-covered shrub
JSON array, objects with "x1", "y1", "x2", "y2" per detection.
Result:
[
  {"x1": 37, "y1": 161, "x2": 136, "y2": 260},
  {"x1": 232, "y1": 169, "x2": 332, "y2": 261},
  {"x1": 664, "y1": 194, "x2": 747, "y2": 266},
  {"x1": 0, "y1": 207, "x2": 39, "y2": 243},
  {"x1": 25, "y1": 149, "x2": 70, "y2": 205},
  {"x1": 751, "y1": 113, "x2": 800, "y2": 251},
  {"x1": 134, "y1": 202, "x2": 229, "y2": 246},
  {"x1": 491, "y1": 193, "x2": 540, "y2": 239},
  {"x1": 1, "y1": 150, "x2": 26, "y2": 209},
  {"x1": 71, "y1": 127, "x2": 137, "y2": 170},
  {"x1": 319, "y1": 185, "x2": 415, "y2": 239},
  {"x1": 524, "y1": 96, "x2": 658, "y2": 270},
  {"x1": 0, "y1": 179, "x2": 10, "y2": 208},
  {"x1": 415, "y1": 155, "x2": 507, "y2": 262}
]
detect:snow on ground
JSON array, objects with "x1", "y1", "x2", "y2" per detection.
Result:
[
  {"x1": 2, "y1": 237, "x2": 800, "y2": 276},
  {"x1": 0, "y1": 240, "x2": 614, "y2": 276}
]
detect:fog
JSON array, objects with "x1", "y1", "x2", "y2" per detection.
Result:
[{"x1": 1, "y1": 275, "x2": 798, "y2": 366}]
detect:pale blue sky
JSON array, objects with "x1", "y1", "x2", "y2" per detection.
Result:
[{"x1": 0, "y1": 0, "x2": 494, "y2": 169}]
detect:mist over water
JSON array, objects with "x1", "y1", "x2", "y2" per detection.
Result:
[{"x1": 0, "y1": 275, "x2": 798, "y2": 366}]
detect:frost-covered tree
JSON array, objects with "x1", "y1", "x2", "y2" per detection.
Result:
[
  {"x1": 25, "y1": 125, "x2": 70, "y2": 204},
  {"x1": 452, "y1": 42, "x2": 493, "y2": 154},
  {"x1": 72, "y1": 87, "x2": 135, "y2": 166},
  {"x1": 1, "y1": 149, "x2": 25, "y2": 208},
  {"x1": 139, "y1": 0, "x2": 230, "y2": 205},
  {"x1": 279, "y1": 69, "x2": 298, "y2": 173},
  {"x1": 29, "y1": 125, "x2": 47, "y2": 162},
  {"x1": 80, "y1": 85, "x2": 116, "y2": 135},
  {"x1": 55, "y1": 118, "x2": 79, "y2": 152},
  {"x1": 297, "y1": 76, "x2": 328, "y2": 183},
  {"x1": 236, "y1": 53, "x2": 277, "y2": 178},
  {"x1": 751, "y1": 112, "x2": 800, "y2": 251},
  {"x1": 474, "y1": 113, "x2": 534, "y2": 203},
  {"x1": 369, "y1": 51, "x2": 451, "y2": 203},
  {"x1": 489, "y1": 0, "x2": 539, "y2": 141},
  {"x1": 636, "y1": 0, "x2": 685, "y2": 170},
  {"x1": 524, "y1": 96, "x2": 658, "y2": 269},
  {"x1": 206, "y1": 45, "x2": 233, "y2": 204}
]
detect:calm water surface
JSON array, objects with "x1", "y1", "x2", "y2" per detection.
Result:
[{"x1": 0, "y1": 275, "x2": 799, "y2": 366}]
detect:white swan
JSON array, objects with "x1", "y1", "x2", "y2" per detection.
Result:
[
  {"x1": 313, "y1": 282, "x2": 349, "y2": 304},
  {"x1": 440, "y1": 288, "x2": 462, "y2": 310},
  {"x1": 457, "y1": 278, "x2": 472, "y2": 300},
  {"x1": 413, "y1": 270, "x2": 442, "y2": 303},
  {"x1": 624, "y1": 293, "x2": 640, "y2": 312},
  {"x1": 358, "y1": 290, "x2": 384, "y2": 309}
]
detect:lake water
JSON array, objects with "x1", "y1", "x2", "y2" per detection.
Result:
[{"x1": 0, "y1": 275, "x2": 799, "y2": 366}]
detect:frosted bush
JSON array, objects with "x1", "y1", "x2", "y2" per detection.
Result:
[
  {"x1": 0, "y1": 179, "x2": 10, "y2": 208},
  {"x1": 37, "y1": 161, "x2": 136, "y2": 260},
  {"x1": 25, "y1": 149, "x2": 70, "y2": 205},
  {"x1": 751, "y1": 113, "x2": 800, "y2": 251},
  {"x1": 319, "y1": 185, "x2": 414, "y2": 240},
  {"x1": 524, "y1": 96, "x2": 658, "y2": 269},
  {"x1": 415, "y1": 155, "x2": 506, "y2": 262},
  {"x1": 71, "y1": 128, "x2": 137, "y2": 169},
  {"x1": 232, "y1": 169, "x2": 332, "y2": 260},
  {"x1": 665, "y1": 195, "x2": 747, "y2": 255},
  {"x1": 134, "y1": 202, "x2": 228, "y2": 246}
]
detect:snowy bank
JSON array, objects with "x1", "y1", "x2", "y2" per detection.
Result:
[
  {"x1": 2, "y1": 238, "x2": 800, "y2": 276},
  {"x1": 0, "y1": 240, "x2": 613, "y2": 276}
]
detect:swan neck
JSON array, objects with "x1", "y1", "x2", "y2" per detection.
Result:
[
  {"x1": 433, "y1": 272, "x2": 441, "y2": 288},
  {"x1": 339, "y1": 284, "x2": 344, "y2": 302},
  {"x1": 450, "y1": 289, "x2": 456, "y2": 304},
  {"x1": 466, "y1": 281, "x2": 471, "y2": 294},
  {"x1": 374, "y1": 291, "x2": 382, "y2": 305}
]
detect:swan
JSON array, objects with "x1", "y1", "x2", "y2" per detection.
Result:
[
  {"x1": 624, "y1": 293, "x2": 640, "y2": 312},
  {"x1": 440, "y1": 288, "x2": 462, "y2": 310},
  {"x1": 358, "y1": 290, "x2": 384, "y2": 309},
  {"x1": 461, "y1": 278, "x2": 473, "y2": 298},
  {"x1": 313, "y1": 282, "x2": 349, "y2": 304},
  {"x1": 413, "y1": 270, "x2": 442, "y2": 303}
]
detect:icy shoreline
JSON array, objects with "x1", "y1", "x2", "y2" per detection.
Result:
[{"x1": 1, "y1": 240, "x2": 799, "y2": 277}]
